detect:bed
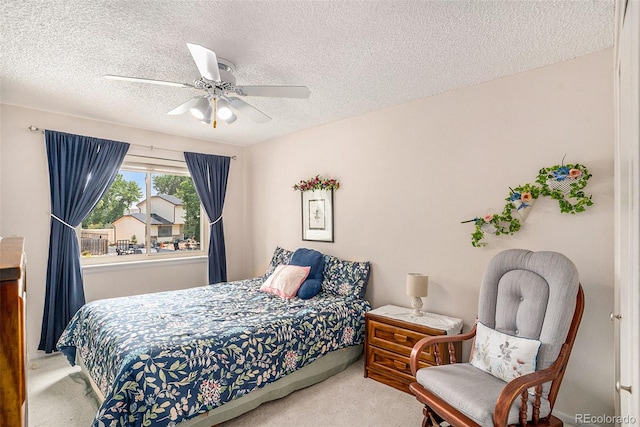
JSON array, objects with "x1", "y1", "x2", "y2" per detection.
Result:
[{"x1": 57, "y1": 247, "x2": 371, "y2": 427}]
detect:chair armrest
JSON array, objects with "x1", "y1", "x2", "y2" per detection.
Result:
[
  {"x1": 492, "y1": 344, "x2": 568, "y2": 426},
  {"x1": 410, "y1": 324, "x2": 477, "y2": 376}
]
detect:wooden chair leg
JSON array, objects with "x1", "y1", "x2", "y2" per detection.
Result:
[
  {"x1": 422, "y1": 405, "x2": 429, "y2": 427},
  {"x1": 422, "y1": 405, "x2": 444, "y2": 427},
  {"x1": 422, "y1": 406, "x2": 430, "y2": 427}
]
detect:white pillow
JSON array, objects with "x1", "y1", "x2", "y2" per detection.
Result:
[
  {"x1": 471, "y1": 322, "x2": 541, "y2": 384},
  {"x1": 260, "y1": 265, "x2": 311, "y2": 299}
]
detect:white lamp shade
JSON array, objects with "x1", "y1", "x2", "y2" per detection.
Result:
[
  {"x1": 224, "y1": 113, "x2": 237, "y2": 124},
  {"x1": 190, "y1": 97, "x2": 211, "y2": 120},
  {"x1": 217, "y1": 98, "x2": 233, "y2": 120},
  {"x1": 198, "y1": 105, "x2": 214, "y2": 124},
  {"x1": 406, "y1": 273, "x2": 429, "y2": 297}
]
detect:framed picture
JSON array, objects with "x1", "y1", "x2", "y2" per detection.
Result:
[{"x1": 301, "y1": 189, "x2": 333, "y2": 242}]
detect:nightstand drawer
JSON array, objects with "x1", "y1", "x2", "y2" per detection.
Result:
[
  {"x1": 367, "y1": 345, "x2": 430, "y2": 380},
  {"x1": 364, "y1": 305, "x2": 463, "y2": 394},
  {"x1": 367, "y1": 319, "x2": 440, "y2": 364}
]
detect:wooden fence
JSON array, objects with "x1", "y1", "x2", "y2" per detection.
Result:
[{"x1": 80, "y1": 238, "x2": 108, "y2": 256}]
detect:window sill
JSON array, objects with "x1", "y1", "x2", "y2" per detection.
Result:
[{"x1": 82, "y1": 254, "x2": 207, "y2": 273}]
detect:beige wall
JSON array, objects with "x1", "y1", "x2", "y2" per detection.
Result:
[
  {"x1": 0, "y1": 105, "x2": 247, "y2": 358},
  {"x1": 245, "y1": 49, "x2": 615, "y2": 421},
  {"x1": 174, "y1": 205, "x2": 186, "y2": 225},
  {"x1": 113, "y1": 216, "x2": 145, "y2": 242}
]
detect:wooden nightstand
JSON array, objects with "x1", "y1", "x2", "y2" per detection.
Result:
[{"x1": 364, "y1": 304, "x2": 463, "y2": 394}]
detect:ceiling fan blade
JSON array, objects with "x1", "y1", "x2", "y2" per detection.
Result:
[
  {"x1": 186, "y1": 43, "x2": 221, "y2": 82},
  {"x1": 235, "y1": 85, "x2": 310, "y2": 99},
  {"x1": 105, "y1": 74, "x2": 192, "y2": 88},
  {"x1": 167, "y1": 96, "x2": 204, "y2": 115},
  {"x1": 228, "y1": 97, "x2": 271, "y2": 123}
]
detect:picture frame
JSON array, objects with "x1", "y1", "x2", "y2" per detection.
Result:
[{"x1": 301, "y1": 189, "x2": 334, "y2": 242}]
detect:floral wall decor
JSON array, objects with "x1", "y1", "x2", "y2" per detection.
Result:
[
  {"x1": 293, "y1": 175, "x2": 340, "y2": 242},
  {"x1": 462, "y1": 162, "x2": 593, "y2": 247},
  {"x1": 292, "y1": 175, "x2": 340, "y2": 192}
]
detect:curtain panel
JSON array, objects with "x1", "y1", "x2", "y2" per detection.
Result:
[
  {"x1": 183, "y1": 152, "x2": 231, "y2": 284},
  {"x1": 39, "y1": 130, "x2": 129, "y2": 353}
]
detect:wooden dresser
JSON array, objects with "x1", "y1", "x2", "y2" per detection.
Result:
[
  {"x1": 364, "y1": 304, "x2": 463, "y2": 394},
  {"x1": 0, "y1": 237, "x2": 28, "y2": 427}
]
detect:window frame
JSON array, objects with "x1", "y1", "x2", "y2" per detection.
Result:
[
  {"x1": 157, "y1": 225, "x2": 173, "y2": 238},
  {"x1": 80, "y1": 155, "x2": 207, "y2": 266}
]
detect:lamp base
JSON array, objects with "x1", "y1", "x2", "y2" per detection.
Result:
[{"x1": 410, "y1": 296, "x2": 423, "y2": 317}]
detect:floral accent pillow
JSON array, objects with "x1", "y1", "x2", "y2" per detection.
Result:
[
  {"x1": 322, "y1": 254, "x2": 371, "y2": 299},
  {"x1": 260, "y1": 265, "x2": 310, "y2": 299},
  {"x1": 471, "y1": 322, "x2": 541, "y2": 384},
  {"x1": 264, "y1": 246, "x2": 294, "y2": 278}
]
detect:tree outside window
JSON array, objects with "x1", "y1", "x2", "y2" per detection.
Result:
[{"x1": 81, "y1": 168, "x2": 202, "y2": 258}]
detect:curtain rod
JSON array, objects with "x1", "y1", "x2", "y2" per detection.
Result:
[{"x1": 27, "y1": 126, "x2": 237, "y2": 160}]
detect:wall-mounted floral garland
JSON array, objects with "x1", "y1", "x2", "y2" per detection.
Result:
[
  {"x1": 462, "y1": 162, "x2": 593, "y2": 247},
  {"x1": 292, "y1": 175, "x2": 340, "y2": 192}
]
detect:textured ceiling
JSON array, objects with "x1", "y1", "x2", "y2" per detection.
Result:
[{"x1": 1, "y1": 1, "x2": 614, "y2": 146}]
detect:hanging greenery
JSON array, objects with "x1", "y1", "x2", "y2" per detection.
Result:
[
  {"x1": 536, "y1": 163, "x2": 593, "y2": 214},
  {"x1": 462, "y1": 160, "x2": 593, "y2": 247}
]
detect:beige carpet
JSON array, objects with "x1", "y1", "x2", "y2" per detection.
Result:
[{"x1": 28, "y1": 353, "x2": 424, "y2": 426}]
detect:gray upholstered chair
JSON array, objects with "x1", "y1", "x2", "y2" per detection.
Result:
[{"x1": 409, "y1": 249, "x2": 584, "y2": 427}]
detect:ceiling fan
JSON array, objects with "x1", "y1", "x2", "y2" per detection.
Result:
[{"x1": 105, "y1": 43, "x2": 311, "y2": 127}]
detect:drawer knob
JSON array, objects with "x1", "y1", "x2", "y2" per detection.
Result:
[{"x1": 393, "y1": 333, "x2": 408, "y2": 342}]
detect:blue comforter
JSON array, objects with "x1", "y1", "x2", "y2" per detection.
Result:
[{"x1": 57, "y1": 277, "x2": 371, "y2": 426}]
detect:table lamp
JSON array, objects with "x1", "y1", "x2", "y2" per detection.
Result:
[{"x1": 406, "y1": 273, "x2": 429, "y2": 316}]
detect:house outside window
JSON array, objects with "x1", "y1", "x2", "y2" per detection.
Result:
[{"x1": 81, "y1": 155, "x2": 205, "y2": 261}]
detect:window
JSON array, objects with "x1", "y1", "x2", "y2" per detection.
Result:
[
  {"x1": 157, "y1": 225, "x2": 173, "y2": 238},
  {"x1": 81, "y1": 155, "x2": 204, "y2": 260}
]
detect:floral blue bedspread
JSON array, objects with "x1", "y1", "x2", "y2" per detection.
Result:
[{"x1": 57, "y1": 277, "x2": 371, "y2": 427}]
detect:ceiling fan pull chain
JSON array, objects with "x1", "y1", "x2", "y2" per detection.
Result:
[{"x1": 213, "y1": 97, "x2": 217, "y2": 129}]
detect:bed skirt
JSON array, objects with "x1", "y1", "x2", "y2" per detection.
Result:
[{"x1": 77, "y1": 344, "x2": 363, "y2": 426}]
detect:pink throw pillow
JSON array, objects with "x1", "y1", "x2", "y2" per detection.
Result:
[{"x1": 260, "y1": 265, "x2": 311, "y2": 299}]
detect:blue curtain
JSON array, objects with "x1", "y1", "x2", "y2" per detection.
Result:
[
  {"x1": 184, "y1": 152, "x2": 231, "y2": 284},
  {"x1": 39, "y1": 131, "x2": 129, "y2": 353}
]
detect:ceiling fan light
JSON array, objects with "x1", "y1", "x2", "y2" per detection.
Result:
[
  {"x1": 190, "y1": 97, "x2": 211, "y2": 120},
  {"x1": 198, "y1": 105, "x2": 213, "y2": 124},
  {"x1": 218, "y1": 107, "x2": 233, "y2": 120},
  {"x1": 203, "y1": 104, "x2": 214, "y2": 122},
  {"x1": 224, "y1": 113, "x2": 237, "y2": 124},
  {"x1": 216, "y1": 98, "x2": 233, "y2": 120}
]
